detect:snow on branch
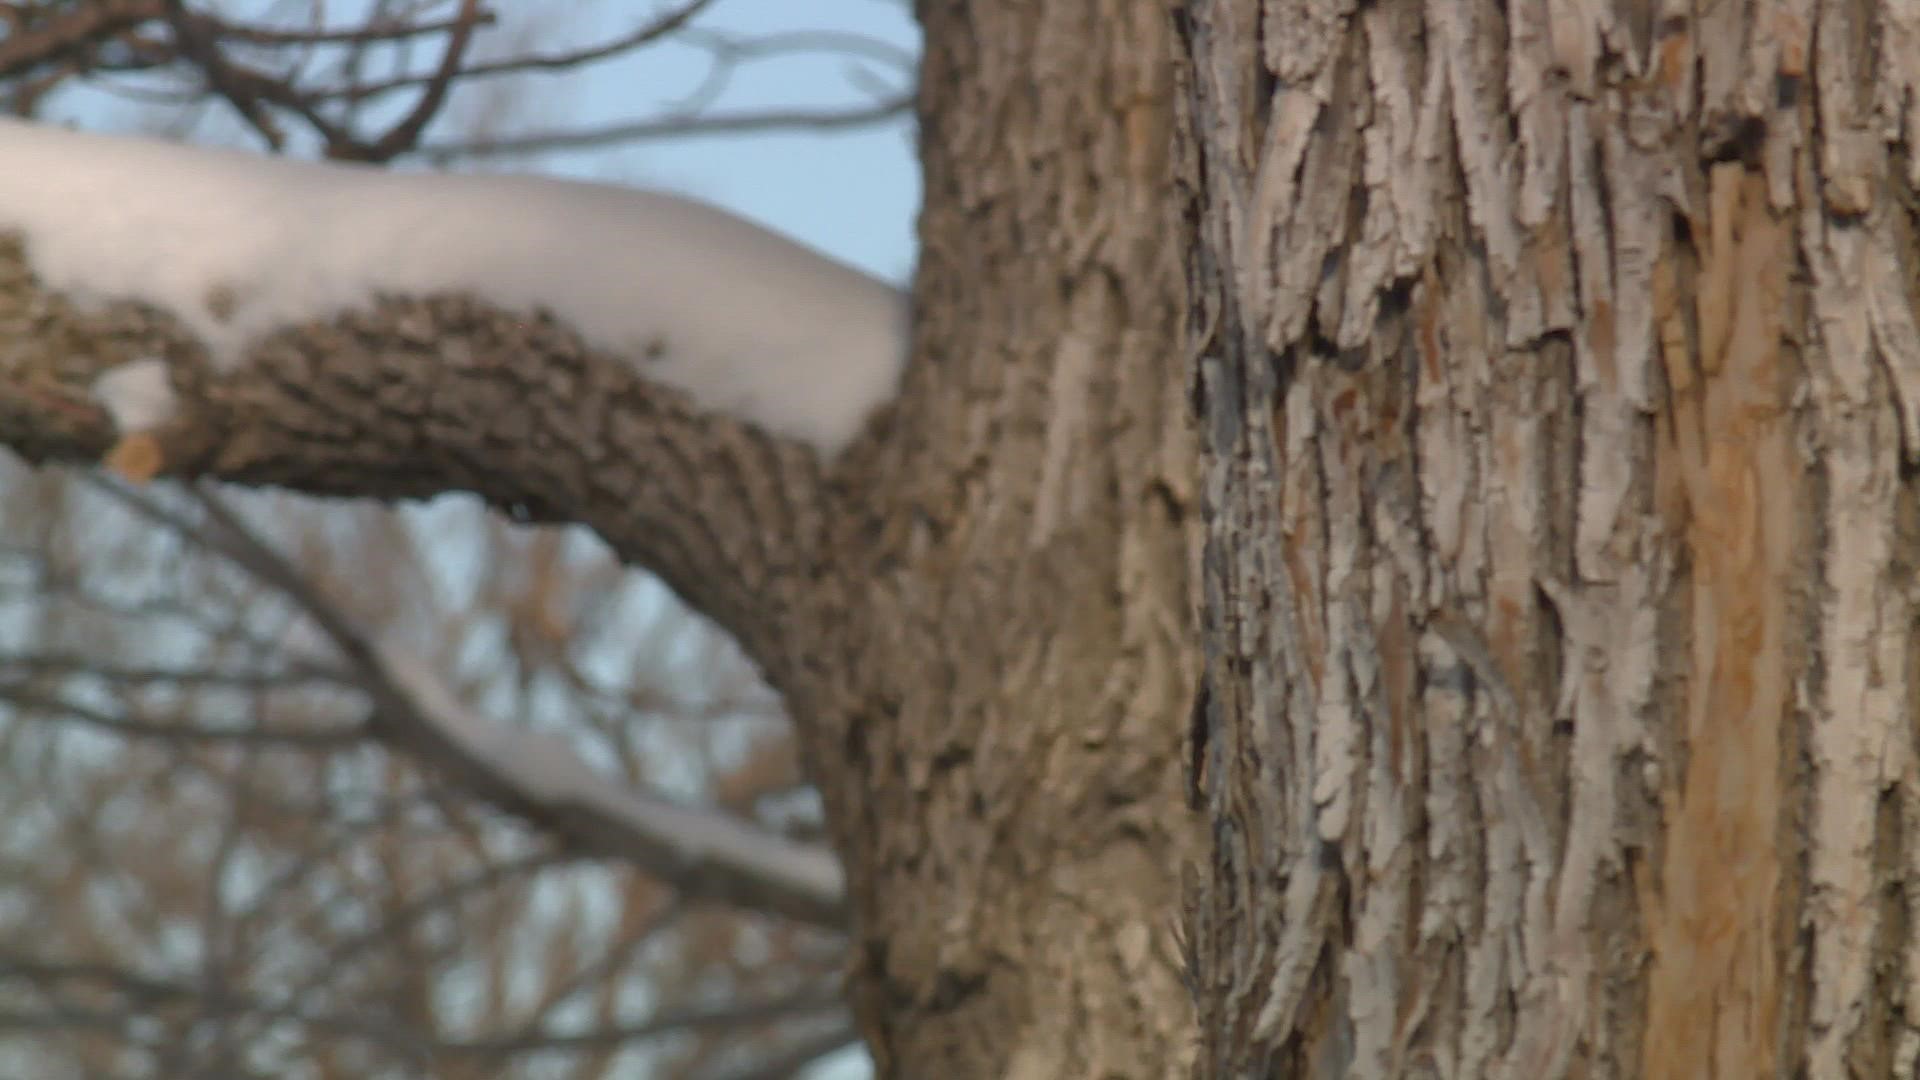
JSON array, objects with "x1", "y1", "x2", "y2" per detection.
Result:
[
  {"x1": 0, "y1": 118, "x2": 906, "y2": 455},
  {"x1": 377, "y1": 641, "x2": 848, "y2": 928},
  {"x1": 92, "y1": 478, "x2": 847, "y2": 930},
  {"x1": 0, "y1": 119, "x2": 909, "y2": 662}
]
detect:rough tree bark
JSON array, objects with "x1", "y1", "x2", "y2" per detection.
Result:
[
  {"x1": 16, "y1": 0, "x2": 1920, "y2": 1072},
  {"x1": 0, "y1": 1, "x2": 1199, "y2": 1077},
  {"x1": 807, "y1": 3, "x2": 1198, "y2": 1073},
  {"x1": 1181, "y1": 0, "x2": 1920, "y2": 1076}
]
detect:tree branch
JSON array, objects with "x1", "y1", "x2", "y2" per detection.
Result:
[
  {"x1": 707, "y1": 1022, "x2": 862, "y2": 1080},
  {"x1": 0, "y1": 953, "x2": 844, "y2": 1059},
  {"x1": 0, "y1": 684, "x2": 365, "y2": 747},
  {"x1": 323, "y1": 0, "x2": 720, "y2": 101},
  {"x1": 0, "y1": 119, "x2": 907, "y2": 661},
  {"x1": 349, "y1": 0, "x2": 484, "y2": 162},
  {"x1": 0, "y1": 0, "x2": 162, "y2": 77},
  {"x1": 79, "y1": 478, "x2": 847, "y2": 929},
  {"x1": 420, "y1": 93, "x2": 913, "y2": 159}
]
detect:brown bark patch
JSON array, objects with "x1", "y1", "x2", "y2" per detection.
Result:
[{"x1": 1641, "y1": 165, "x2": 1794, "y2": 1079}]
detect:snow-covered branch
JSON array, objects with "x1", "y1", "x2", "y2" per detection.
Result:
[
  {"x1": 0, "y1": 119, "x2": 905, "y2": 451},
  {"x1": 89, "y1": 478, "x2": 847, "y2": 929},
  {"x1": 0, "y1": 119, "x2": 907, "y2": 658},
  {"x1": 378, "y1": 642, "x2": 847, "y2": 928}
]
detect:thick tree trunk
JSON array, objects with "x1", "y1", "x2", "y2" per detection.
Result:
[
  {"x1": 791, "y1": 3, "x2": 1199, "y2": 1075},
  {"x1": 1181, "y1": 0, "x2": 1920, "y2": 1075}
]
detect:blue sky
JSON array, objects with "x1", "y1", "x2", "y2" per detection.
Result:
[
  {"x1": 54, "y1": 0, "x2": 922, "y2": 283},
  {"x1": 480, "y1": 0, "x2": 921, "y2": 284}
]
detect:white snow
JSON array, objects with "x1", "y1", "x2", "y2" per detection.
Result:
[
  {"x1": 89, "y1": 357, "x2": 179, "y2": 433},
  {"x1": 0, "y1": 119, "x2": 908, "y2": 455},
  {"x1": 377, "y1": 639, "x2": 846, "y2": 913}
]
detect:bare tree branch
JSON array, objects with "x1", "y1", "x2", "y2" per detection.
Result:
[
  {"x1": 421, "y1": 93, "x2": 913, "y2": 159},
  {"x1": 348, "y1": 0, "x2": 482, "y2": 162},
  {"x1": 432, "y1": 990, "x2": 846, "y2": 1057},
  {"x1": 206, "y1": 7, "x2": 493, "y2": 48},
  {"x1": 0, "y1": 685, "x2": 365, "y2": 747},
  {"x1": 677, "y1": 27, "x2": 916, "y2": 72},
  {"x1": 302, "y1": 850, "x2": 578, "y2": 975},
  {"x1": 0, "y1": 0, "x2": 161, "y2": 77},
  {"x1": 708, "y1": 1022, "x2": 862, "y2": 1080},
  {"x1": 0, "y1": 0, "x2": 493, "y2": 74},
  {"x1": 0, "y1": 0, "x2": 913, "y2": 155},
  {"x1": 0, "y1": 653, "x2": 354, "y2": 688},
  {"x1": 317, "y1": 0, "x2": 721, "y2": 102},
  {"x1": 0, "y1": 953, "x2": 843, "y2": 1059}
]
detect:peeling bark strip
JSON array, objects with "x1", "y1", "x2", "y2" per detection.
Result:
[
  {"x1": 1640, "y1": 166, "x2": 1796, "y2": 1080},
  {"x1": 1181, "y1": 0, "x2": 1920, "y2": 1074}
]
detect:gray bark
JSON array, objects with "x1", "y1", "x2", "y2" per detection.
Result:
[{"x1": 1181, "y1": 0, "x2": 1920, "y2": 1075}]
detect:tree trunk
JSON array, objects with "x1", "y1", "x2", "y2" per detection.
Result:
[
  {"x1": 793, "y1": 3, "x2": 1199, "y2": 1075},
  {"x1": 0, "y1": 3, "x2": 1203, "y2": 1073},
  {"x1": 1181, "y1": 0, "x2": 1920, "y2": 1075}
]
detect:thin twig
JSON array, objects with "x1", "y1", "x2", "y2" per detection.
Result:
[
  {"x1": 421, "y1": 94, "x2": 913, "y2": 160},
  {"x1": 352, "y1": 0, "x2": 484, "y2": 161},
  {"x1": 79, "y1": 476, "x2": 847, "y2": 928},
  {"x1": 0, "y1": 686, "x2": 364, "y2": 748},
  {"x1": 706, "y1": 1022, "x2": 862, "y2": 1080},
  {"x1": 312, "y1": 0, "x2": 721, "y2": 104}
]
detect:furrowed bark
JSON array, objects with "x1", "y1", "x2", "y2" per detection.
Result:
[{"x1": 1180, "y1": 0, "x2": 1920, "y2": 1074}]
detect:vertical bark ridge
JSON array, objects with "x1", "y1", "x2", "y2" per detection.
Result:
[{"x1": 1180, "y1": 0, "x2": 1920, "y2": 1073}]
